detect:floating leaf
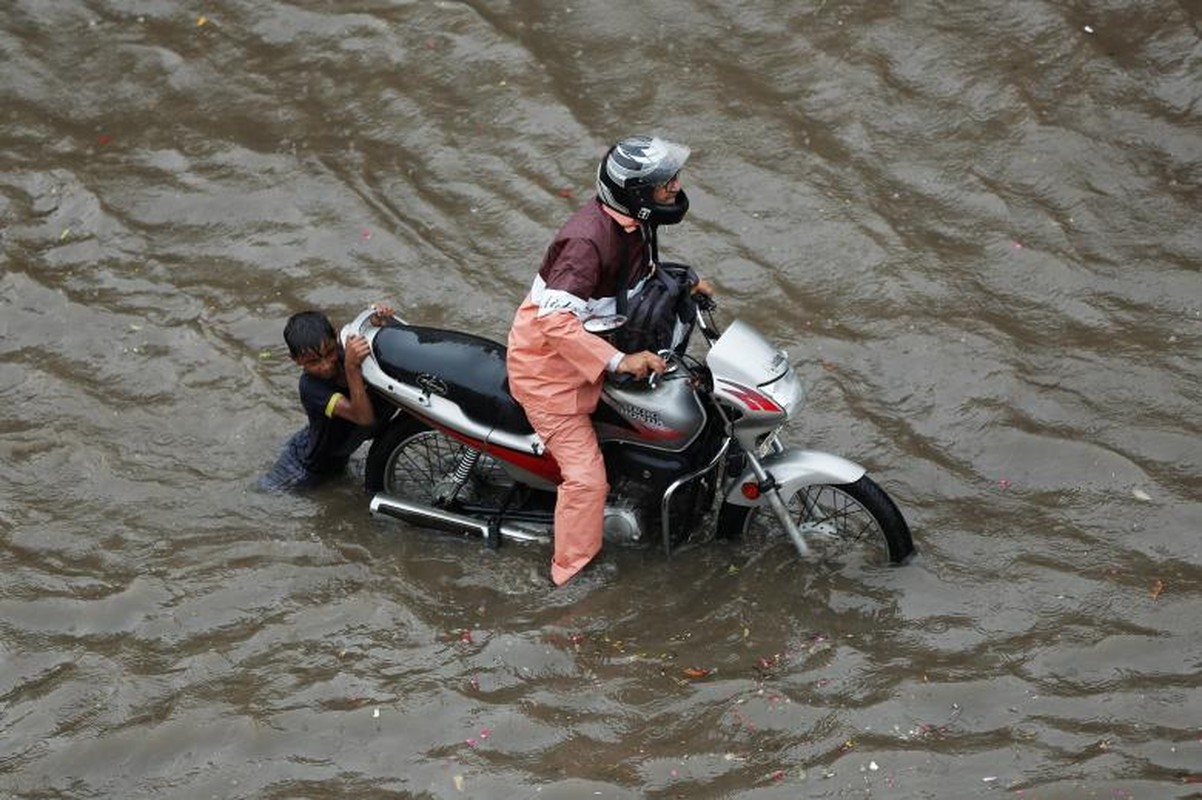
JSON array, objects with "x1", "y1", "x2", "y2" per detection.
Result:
[{"x1": 682, "y1": 667, "x2": 711, "y2": 679}]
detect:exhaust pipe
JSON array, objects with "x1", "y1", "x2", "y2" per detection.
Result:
[{"x1": 370, "y1": 493, "x2": 550, "y2": 545}]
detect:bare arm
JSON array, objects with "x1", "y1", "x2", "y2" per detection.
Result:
[{"x1": 331, "y1": 334, "x2": 376, "y2": 426}]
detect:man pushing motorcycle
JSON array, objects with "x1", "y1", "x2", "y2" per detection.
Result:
[{"x1": 507, "y1": 135, "x2": 715, "y2": 586}]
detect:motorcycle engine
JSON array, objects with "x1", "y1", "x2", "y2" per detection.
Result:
[
  {"x1": 602, "y1": 479, "x2": 656, "y2": 545},
  {"x1": 602, "y1": 501, "x2": 645, "y2": 545}
]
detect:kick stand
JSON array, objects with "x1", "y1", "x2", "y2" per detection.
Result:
[
  {"x1": 485, "y1": 518, "x2": 502, "y2": 550},
  {"x1": 484, "y1": 484, "x2": 521, "y2": 551}
]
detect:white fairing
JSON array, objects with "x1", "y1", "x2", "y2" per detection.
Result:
[
  {"x1": 707, "y1": 319, "x2": 789, "y2": 385},
  {"x1": 707, "y1": 319, "x2": 805, "y2": 420}
]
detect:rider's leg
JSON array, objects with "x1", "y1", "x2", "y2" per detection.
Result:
[{"x1": 523, "y1": 408, "x2": 608, "y2": 585}]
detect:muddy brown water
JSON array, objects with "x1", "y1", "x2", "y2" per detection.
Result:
[{"x1": 2, "y1": 2, "x2": 1200, "y2": 798}]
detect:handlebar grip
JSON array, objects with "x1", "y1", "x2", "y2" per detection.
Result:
[{"x1": 694, "y1": 294, "x2": 717, "y2": 312}]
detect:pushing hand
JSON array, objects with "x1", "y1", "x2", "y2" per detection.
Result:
[
  {"x1": 343, "y1": 334, "x2": 371, "y2": 371},
  {"x1": 368, "y1": 303, "x2": 395, "y2": 326}
]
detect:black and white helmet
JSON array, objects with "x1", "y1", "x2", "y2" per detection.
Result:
[{"x1": 596, "y1": 135, "x2": 691, "y2": 226}]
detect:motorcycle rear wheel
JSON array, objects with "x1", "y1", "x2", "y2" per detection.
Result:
[
  {"x1": 365, "y1": 415, "x2": 513, "y2": 505},
  {"x1": 716, "y1": 476, "x2": 914, "y2": 564}
]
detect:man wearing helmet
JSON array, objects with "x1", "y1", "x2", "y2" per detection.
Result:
[{"x1": 507, "y1": 135, "x2": 713, "y2": 586}]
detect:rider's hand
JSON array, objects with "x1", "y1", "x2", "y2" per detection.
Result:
[
  {"x1": 691, "y1": 277, "x2": 715, "y2": 297},
  {"x1": 343, "y1": 334, "x2": 371, "y2": 372},
  {"x1": 616, "y1": 350, "x2": 666, "y2": 380}
]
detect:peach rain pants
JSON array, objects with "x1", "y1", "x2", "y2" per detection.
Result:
[{"x1": 507, "y1": 299, "x2": 621, "y2": 586}]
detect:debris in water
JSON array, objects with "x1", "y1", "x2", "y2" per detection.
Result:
[
  {"x1": 1151, "y1": 579, "x2": 1164, "y2": 600},
  {"x1": 1083, "y1": 24, "x2": 1095, "y2": 34},
  {"x1": 1132, "y1": 488, "x2": 1151, "y2": 501}
]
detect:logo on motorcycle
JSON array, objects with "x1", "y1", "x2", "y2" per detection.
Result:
[
  {"x1": 620, "y1": 403, "x2": 663, "y2": 428},
  {"x1": 416, "y1": 373, "x2": 448, "y2": 397}
]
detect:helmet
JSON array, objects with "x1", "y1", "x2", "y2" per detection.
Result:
[{"x1": 596, "y1": 135, "x2": 691, "y2": 226}]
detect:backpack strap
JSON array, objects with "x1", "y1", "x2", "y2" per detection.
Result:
[{"x1": 614, "y1": 231, "x2": 631, "y2": 317}]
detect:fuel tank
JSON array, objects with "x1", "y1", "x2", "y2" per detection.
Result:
[{"x1": 594, "y1": 372, "x2": 706, "y2": 452}]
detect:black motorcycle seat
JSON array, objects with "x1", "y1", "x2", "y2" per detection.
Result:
[{"x1": 372, "y1": 324, "x2": 535, "y2": 436}]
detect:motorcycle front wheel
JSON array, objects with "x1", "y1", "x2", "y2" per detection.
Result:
[
  {"x1": 716, "y1": 476, "x2": 914, "y2": 564},
  {"x1": 364, "y1": 415, "x2": 513, "y2": 505}
]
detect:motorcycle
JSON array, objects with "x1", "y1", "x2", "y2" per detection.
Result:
[{"x1": 345, "y1": 300, "x2": 914, "y2": 565}]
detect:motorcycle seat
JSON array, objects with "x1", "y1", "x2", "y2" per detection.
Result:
[{"x1": 372, "y1": 324, "x2": 535, "y2": 436}]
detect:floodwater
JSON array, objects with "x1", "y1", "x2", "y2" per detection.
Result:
[{"x1": 2, "y1": 1, "x2": 1199, "y2": 797}]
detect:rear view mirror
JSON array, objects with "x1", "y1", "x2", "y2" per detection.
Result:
[{"x1": 583, "y1": 314, "x2": 628, "y2": 334}]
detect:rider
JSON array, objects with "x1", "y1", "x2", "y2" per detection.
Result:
[
  {"x1": 507, "y1": 135, "x2": 713, "y2": 586},
  {"x1": 260, "y1": 305, "x2": 393, "y2": 491}
]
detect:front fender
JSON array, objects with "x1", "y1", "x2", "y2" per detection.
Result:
[{"x1": 723, "y1": 449, "x2": 866, "y2": 507}]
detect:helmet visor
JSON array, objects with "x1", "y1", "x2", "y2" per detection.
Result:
[
  {"x1": 640, "y1": 137, "x2": 691, "y2": 187},
  {"x1": 607, "y1": 135, "x2": 692, "y2": 190}
]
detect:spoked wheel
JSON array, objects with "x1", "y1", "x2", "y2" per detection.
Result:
[
  {"x1": 716, "y1": 475, "x2": 914, "y2": 564},
  {"x1": 365, "y1": 415, "x2": 514, "y2": 506}
]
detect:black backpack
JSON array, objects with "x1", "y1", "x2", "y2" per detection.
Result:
[{"x1": 612, "y1": 261, "x2": 700, "y2": 355}]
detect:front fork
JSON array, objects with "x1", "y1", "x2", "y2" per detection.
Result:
[
  {"x1": 723, "y1": 433, "x2": 868, "y2": 558},
  {"x1": 740, "y1": 438, "x2": 811, "y2": 557}
]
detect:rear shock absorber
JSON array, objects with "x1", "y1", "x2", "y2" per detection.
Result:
[{"x1": 434, "y1": 448, "x2": 481, "y2": 504}]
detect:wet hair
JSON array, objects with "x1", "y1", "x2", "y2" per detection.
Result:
[{"x1": 283, "y1": 311, "x2": 336, "y2": 358}]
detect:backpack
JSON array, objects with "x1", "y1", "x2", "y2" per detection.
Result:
[{"x1": 611, "y1": 261, "x2": 700, "y2": 355}]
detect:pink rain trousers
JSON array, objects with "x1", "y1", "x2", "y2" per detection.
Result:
[{"x1": 507, "y1": 299, "x2": 621, "y2": 586}]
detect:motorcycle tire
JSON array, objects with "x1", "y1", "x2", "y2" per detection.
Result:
[
  {"x1": 365, "y1": 415, "x2": 435, "y2": 496},
  {"x1": 365, "y1": 415, "x2": 513, "y2": 504},
  {"x1": 715, "y1": 475, "x2": 914, "y2": 564}
]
